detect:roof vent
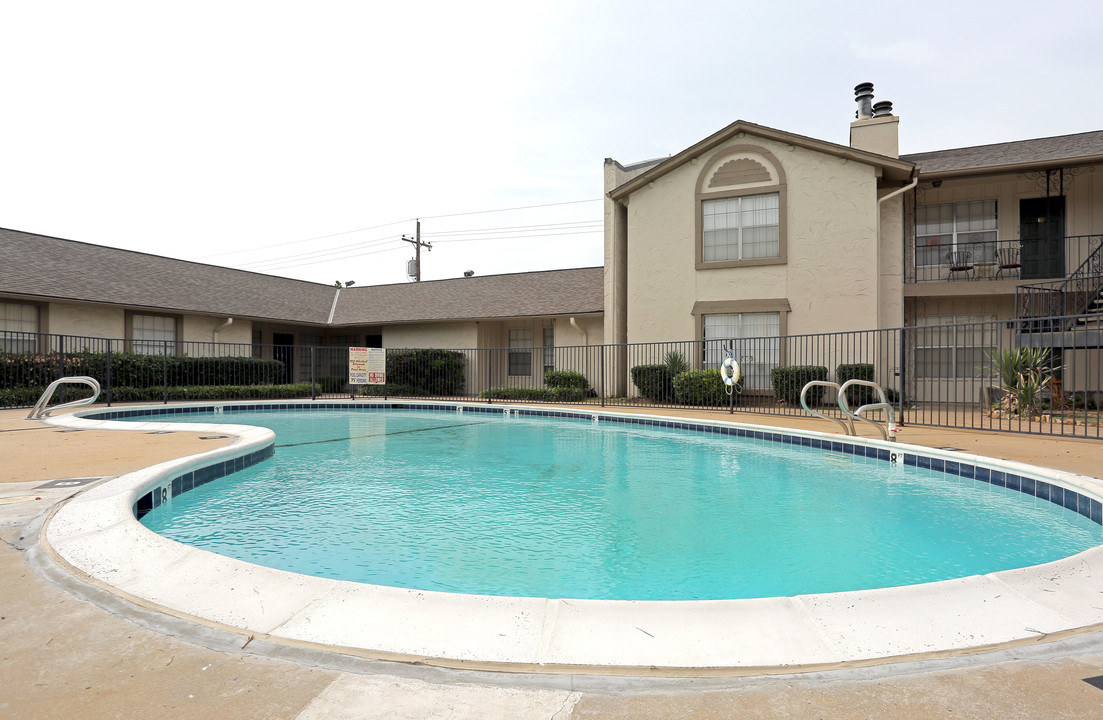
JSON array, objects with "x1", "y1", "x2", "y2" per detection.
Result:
[
  {"x1": 464, "y1": 270, "x2": 475, "y2": 278},
  {"x1": 872, "y1": 100, "x2": 894, "y2": 118},
  {"x1": 854, "y1": 82, "x2": 875, "y2": 119}
]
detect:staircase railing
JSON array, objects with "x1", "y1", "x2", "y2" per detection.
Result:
[{"x1": 1016, "y1": 234, "x2": 1103, "y2": 331}]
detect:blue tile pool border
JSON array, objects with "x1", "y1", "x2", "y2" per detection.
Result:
[{"x1": 87, "y1": 402, "x2": 1101, "y2": 528}]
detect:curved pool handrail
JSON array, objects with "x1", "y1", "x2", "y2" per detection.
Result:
[
  {"x1": 27, "y1": 376, "x2": 102, "y2": 420},
  {"x1": 838, "y1": 379, "x2": 897, "y2": 442},
  {"x1": 800, "y1": 381, "x2": 851, "y2": 435}
]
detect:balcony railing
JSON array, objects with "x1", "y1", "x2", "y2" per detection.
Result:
[{"x1": 906, "y1": 235, "x2": 1103, "y2": 284}]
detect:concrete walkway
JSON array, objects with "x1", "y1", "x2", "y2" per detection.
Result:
[{"x1": 3, "y1": 403, "x2": 1103, "y2": 718}]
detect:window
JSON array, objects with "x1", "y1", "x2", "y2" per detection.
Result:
[
  {"x1": 702, "y1": 193, "x2": 780, "y2": 262},
  {"x1": 542, "y1": 327, "x2": 554, "y2": 374},
  {"x1": 0, "y1": 301, "x2": 39, "y2": 353},
  {"x1": 916, "y1": 200, "x2": 997, "y2": 267},
  {"x1": 132, "y1": 314, "x2": 176, "y2": 355},
  {"x1": 915, "y1": 315, "x2": 997, "y2": 379},
  {"x1": 508, "y1": 328, "x2": 532, "y2": 376},
  {"x1": 702, "y1": 312, "x2": 780, "y2": 391}
]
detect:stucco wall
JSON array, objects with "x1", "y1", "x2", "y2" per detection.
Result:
[
  {"x1": 622, "y1": 132, "x2": 883, "y2": 345},
  {"x1": 383, "y1": 322, "x2": 478, "y2": 350},
  {"x1": 181, "y1": 316, "x2": 253, "y2": 346},
  {"x1": 47, "y1": 302, "x2": 125, "y2": 339}
]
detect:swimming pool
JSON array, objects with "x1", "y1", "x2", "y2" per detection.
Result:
[
  {"x1": 41, "y1": 400, "x2": 1103, "y2": 670},
  {"x1": 130, "y1": 407, "x2": 1103, "y2": 601}
]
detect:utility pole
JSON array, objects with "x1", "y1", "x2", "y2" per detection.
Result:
[{"x1": 401, "y1": 219, "x2": 431, "y2": 282}]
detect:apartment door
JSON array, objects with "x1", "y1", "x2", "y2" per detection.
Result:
[
  {"x1": 273, "y1": 333, "x2": 295, "y2": 383},
  {"x1": 1020, "y1": 196, "x2": 1065, "y2": 280}
]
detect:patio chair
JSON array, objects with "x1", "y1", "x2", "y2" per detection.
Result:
[
  {"x1": 946, "y1": 250, "x2": 974, "y2": 281},
  {"x1": 996, "y1": 245, "x2": 1021, "y2": 279}
]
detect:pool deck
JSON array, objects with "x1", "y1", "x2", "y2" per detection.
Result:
[{"x1": 4, "y1": 402, "x2": 1103, "y2": 718}]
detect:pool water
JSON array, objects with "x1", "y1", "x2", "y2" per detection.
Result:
[{"x1": 136, "y1": 409, "x2": 1103, "y2": 601}]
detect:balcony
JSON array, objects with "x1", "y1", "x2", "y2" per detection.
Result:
[{"x1": 906, "y1": 234, "x2": 1102, "y2": 285}]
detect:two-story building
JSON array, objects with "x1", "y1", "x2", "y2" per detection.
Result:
[{"x1": 603, "y1": 84, "x2": 1103, "y2": 400}]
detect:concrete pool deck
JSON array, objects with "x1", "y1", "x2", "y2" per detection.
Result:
[{"x1": 4, "y1": 402, "x2": 1103, "y2": 718}]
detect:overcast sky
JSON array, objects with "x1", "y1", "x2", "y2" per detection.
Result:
[{"x1": 4, "y1": 1, "x2": 1101, "y2": 288}]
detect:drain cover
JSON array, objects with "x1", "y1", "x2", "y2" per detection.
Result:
[{"x1": 34, "y1": 477, "x2": 104, "y2": 490}]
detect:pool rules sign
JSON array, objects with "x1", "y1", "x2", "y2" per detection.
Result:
[{"x1": 348, "y1": 347, "x2": 386, "y2": 385}]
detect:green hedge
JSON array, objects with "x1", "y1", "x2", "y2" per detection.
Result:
[
  {"x1": 631, "y1": 364, "x2": 673, "y2": 402},
  {"x1": 544, "y1": 370, "x2": 588, "y2": 389},
  {"x1": 316, "y1": 375, "x2": 347, "y2": 393},
  {"x1": 672, "y1": 369, "x2": 737, "y2": 407},
  {"x1": 0, "y1": 351, "x2": 285, "y2": 389},
  {"x1": 770, "y1": 365, "x2": 828, "y2": 404},
  {"x1": 836, "y1": 363, "x2": 876, "y2": 407},
  {"x1": 477, "y1": 386, "x2": 587, "y2": 402},
  {"x1": 385, "y1": 349, "x2": 465, "y2": 396},
  {"x1": 0, "y1": 382, "x2": 315, "y2": 408}
]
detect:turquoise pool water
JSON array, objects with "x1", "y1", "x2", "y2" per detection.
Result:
[{"x1": 134, "y1": 409, "x2": 1103, "y2": 601}]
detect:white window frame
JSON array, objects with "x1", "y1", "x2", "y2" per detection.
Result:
[
  {"x1": 702, "y1": 312, "x2": 780, "y2": 392},
  {"x1": 702, "y1": 193, "x2": 780, "y2": 263},
  {"x1": 916, "y1": 200, "x2": 998, "y2": 267},
  {"x1": 132, "y1": 313, "x2": 177, "y2": 355}
]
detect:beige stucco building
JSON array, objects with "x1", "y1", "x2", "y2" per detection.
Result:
[{"x1": 603, "y1": 84, "x2": 1103, "y2": 399}]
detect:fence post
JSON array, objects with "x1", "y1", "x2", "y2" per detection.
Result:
[
  {"x1": 600, "y1": 345, "x2": 605, "y2": 408},
  {"x1": 163, "y1": 340, "x2": 169, "y2": 404},
  {"x1": 486, "y1": 348, "x2": 492, "y2": 404},
  {"x1": 311, "y1": 346, "x2": 316, "y2": 400},
  {"x1": 105, "y1": 340, "x2": 113, "y2": 406},
  {"x1": 56, "y1": 335, "x2": 66, "y2": 406}
]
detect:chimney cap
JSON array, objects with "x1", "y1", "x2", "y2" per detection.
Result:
[{"x1": 872, "y1": 100, "x2": 894, "y2": 118}]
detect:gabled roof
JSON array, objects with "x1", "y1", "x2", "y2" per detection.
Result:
[
  {"x1": 0, "y1": 227, "x2": 603, "y2": 327},
  {"x1": 0, "y1": 227, "x2": 337, "y2": 323},
  {"x1": 608, "y1": 120, "x2": 916, "y2": 200},
  {"x1": 331, "y1": 267, "x2": 604, "y2": 325},
  {"x1": 903, "y1": 130, "x2": 1103, "y2": 178}
]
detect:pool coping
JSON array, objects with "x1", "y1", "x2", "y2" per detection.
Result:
[{"x1": 40, "y1": 399, "x2": 1103, "y2": 674}]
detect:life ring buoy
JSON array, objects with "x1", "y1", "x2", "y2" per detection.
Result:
[{"x1": 721, "y1": 357, "x2": 740, "y2": 386}]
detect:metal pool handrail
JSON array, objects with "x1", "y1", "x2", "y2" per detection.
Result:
[
  {"x1": 837, "y1": 379, "x2": 897, "y2": 442},
  {"x1": 800, "y1": 381, "x2": 852, "y2": 435},
  {"x1": 26, "y1": 376, "x2": 101, "y2": 420}
]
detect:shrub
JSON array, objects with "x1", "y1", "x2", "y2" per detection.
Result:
[
  {"x1": 836, "y1": 363, "x2": 875, "y2": 407},
  {"x1": 385, "y1": 349, "x2": 465, "y2": 396},
  {"x1": 0, "y1": 350, "x2": 285, "y2": 389},
  {"x1": 544, "y1": 370, "x2": 588, "y2": 389},
  {"x1": 672, "y1": 369, "x2": 732, "y2": 407},
  {"x1": 476, "y1": 386, "x2": 587, "y2": 402},
  {"x1": 631, "y1": 364, "x2": 673, "y2": 402},
  {"x1": 770, "y1": 365, "x2": 828, "y2": 404},
  {"x1": 316, "y1": 375, "x2": 347, "y2": 393}
]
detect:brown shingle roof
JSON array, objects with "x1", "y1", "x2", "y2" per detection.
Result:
[
  {"x1": 903, "y1": 130, "x2": 1103, "y2": 176},
  {"x1": 0, "y1": 228, "x2": 337, "y2": 323},
  {"x1": 331, "y1": 267, "x2": 604, "y2": 325},
  {"x1": 0, "y1": 228, "x2": 603, "y2": 326}
]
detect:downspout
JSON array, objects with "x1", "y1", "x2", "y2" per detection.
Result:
[
  {"x1": 569, "y1": 317, "x2": 588, "y2": 345},
  {"x1": 213, "y1": 317, "x2": 233, "y2": 342},
  {"x1": 877, "y1": 169, "x2": 918, "y2": 440}
]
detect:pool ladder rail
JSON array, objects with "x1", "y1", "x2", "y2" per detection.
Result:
[
  {"x1": 26, "y1": 376, "x2": 101, "y2": 420},
  {"x1": 800, "y1": 379, "x2": 898, "y2": 442}
]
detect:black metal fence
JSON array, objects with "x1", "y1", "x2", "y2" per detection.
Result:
[{"x1": 3, "y1": 317, "x2": 1101, "y2": 438}]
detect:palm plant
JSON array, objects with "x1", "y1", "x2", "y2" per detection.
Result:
[{"x1": 987, "y1": 347, "x2": 1056, "y2": 417}]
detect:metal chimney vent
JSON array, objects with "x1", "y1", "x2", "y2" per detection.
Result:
[
  {"x1": 854, "y1": 82, "x2": 874, "y2": 119},
  {"x1": 872, "y1": 100, "x2": 894, "y2": 118}
]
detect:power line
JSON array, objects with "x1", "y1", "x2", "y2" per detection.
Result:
[{"x1": 187, "y1": 198, "x2": 603, "y2": 261}]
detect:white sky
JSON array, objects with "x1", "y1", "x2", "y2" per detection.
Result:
[{"x1": 3, "y1": 1, "x2": 1101, "y2": 287}]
